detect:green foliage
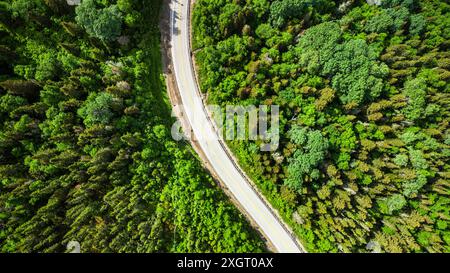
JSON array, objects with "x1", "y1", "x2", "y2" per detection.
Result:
[
  {"x1": 285, "y1": 127, "x2": 328, "y2": 192},
  {"x1": 269, "y1": 0, "x2": 334, "y2": 28},
  {"x1": 9, "y1": 0, "x2": 48, "y2": 21},
  {"x1": 0, "y1": 79, "x2": 40, "y2": 99},
  {"x1": 194, "y1": 0, "x2": 450, "y2": 253},
  {"x1": 380, "y1": 194, "x2": 407, "y2": 214},
  {"x1": 297, "y1": 23, "x2": 389, "y2": 105},
  {"x1": 393, "y1": 154, "x2": 408, "y2": 166},
  {"x1": 408, "y1": 149, "x2": 428, "y2": 170},
  {"x1": 269, "y1": 0, "x2": 309, "y2": 28},
  {"x1": 296, "y1": 22, "x2": 342, "y2": 74},
  {"x1": 35, "y1": 51, "x2": 59, "y2": 81},
  {"x1": 365, "y1": 7, "x2": 410, "y2": 34},
  {"x1": 0, "y1": 0, "x2": 265, "y2": 253},
  {"x1": 78, "y1": 92, "x2": 114, "y2": 126},
  {"x1": 381, "y1": 0, "x2": 418, "y2": 10},
  {"x1": 402, "y1": 78, "x2": 427, "y2": 121},
  {"x1": 409, "y1": 14, "x2": 426, "y2": 36},
  {"x1": 75, "y1": 0, "x2": 123, "y2": 42},
  {"x1": 255, "y1": 24, "x2": 277, "y2": 40},
  {"x1": 43, "y1": 0, "x2": 70, "y2": 14},
  {"x1": 402, "y1": 170, "x2": 429, "y2": 197}
]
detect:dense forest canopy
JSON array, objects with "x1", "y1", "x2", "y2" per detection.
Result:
[
  {"x1": 0, "y1": 0, "x2": 265, "y2": 253},
  {"x1": 193, "y1": 0, "x2": 450, "y2": 252}
]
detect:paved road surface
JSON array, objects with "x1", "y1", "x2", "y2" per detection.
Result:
[{"x1": 169, "y1": 0, "x2": 304, "y2": 253}]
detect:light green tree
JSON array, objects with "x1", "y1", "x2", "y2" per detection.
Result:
[
  {"x1": 75, "y1": 0, "x2": 123, "y2": 42},
  {"x1": 285, "y1": 126, "x2": 328, "y2": 192}
]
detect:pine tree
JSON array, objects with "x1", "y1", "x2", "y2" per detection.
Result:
[
  {"x1": 44, "y1": 0, "x2": 70, "y2": 15},
  {"x1": 0, "y1": 80, "x2": 40, "y2": 100},
  {"x1": 61, "y1": 21, "x2": 82, "y2": 37}
]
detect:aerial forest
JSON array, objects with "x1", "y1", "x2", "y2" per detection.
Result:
[
  {"x1": 0, "y1": 0, "x2": 265, "y2": 253},
  {"x1": 193, "y1": 0, "x2": 450, "y2": 252}
]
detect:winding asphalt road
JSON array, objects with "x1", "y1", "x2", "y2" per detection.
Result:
[{"x1": 169, "y1": 0, "x2": 304, "y2": 253}]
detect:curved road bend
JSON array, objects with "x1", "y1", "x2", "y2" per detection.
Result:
[{"x1": 169, "y1": 0, "x2": 305, "y2": 253}]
